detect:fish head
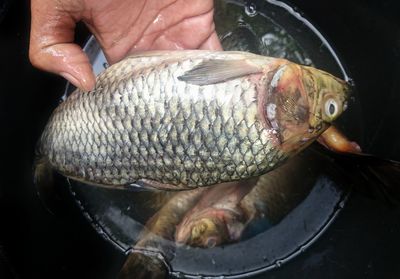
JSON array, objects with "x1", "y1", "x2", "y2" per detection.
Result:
[
  {"x1": 175, "y1": 210, "x2": 231, "y2": 248},
  {"x1": 264, "y1": 63, "x2": 350, "y2": 153}
]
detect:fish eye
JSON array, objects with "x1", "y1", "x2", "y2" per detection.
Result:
[{"x1": 324, "y1": 98, "x2": 339, "y2": 119}]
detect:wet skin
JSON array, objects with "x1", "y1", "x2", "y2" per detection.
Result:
[{"x1": 29, "y1": 0, "x2": 222, "y2": 91}]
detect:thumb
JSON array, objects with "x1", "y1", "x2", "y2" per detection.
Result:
[{"x1": 29, "y1": 0, "x2": 95, "y2": 91}]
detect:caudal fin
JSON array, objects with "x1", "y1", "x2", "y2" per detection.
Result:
[
  {"x1": 340, "y1": 154, "x2": 400, "y2": 206},
  {"x1": 313, "y1": 145, "x2": 400, "y2": 206}
]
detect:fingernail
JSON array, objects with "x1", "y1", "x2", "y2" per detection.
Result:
[
  {"x1": 60, "y1": 71, "x2": 95, "y2": 92},
  {"x1": 60, "y1": 71, "x2": 85, "y2": 91},
  {"x1": 79, "y1": 74, "x2": 96, "y2": 92}
]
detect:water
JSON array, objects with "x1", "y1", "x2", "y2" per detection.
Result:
[
  {"x1": 59, "y1": 0, "x2": 364, "y2": 278},
  {"x1": 214, "y1": 0, "x2": 363, "y2": 142},
  {"x1": 244, "y1": 2, "x2": 258, "y2": 17}
]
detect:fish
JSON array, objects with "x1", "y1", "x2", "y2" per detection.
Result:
[
  {"x1": 175, "y1": 179, "x2": 257, "y2": 247},
  {"x1": 174, "y1": 150, "x2": 320, "y2": 248},
  {"x1": 173, "y1": 125, "x2": 400, "y2": 248},
  {"x1": 118, "y1": 188, "x2": 206, "y2": 279},
  {"x1": 118, "y1": 151, "x2": 320, "y2": 272},
  {"x1": 118, "y1": 134, "x2": 400, "y2": 271},
  {"x1": 174, "y1": 142, "x2": 400, "y2": 248},
  {"x1": 34, "y1": 50, "x2": 350, "y2": 191}
]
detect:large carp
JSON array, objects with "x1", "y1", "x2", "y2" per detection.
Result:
[{"x1": 35, "y1": 50, "x2": 349, "y2": 190}]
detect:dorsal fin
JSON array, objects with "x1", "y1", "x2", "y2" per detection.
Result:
[{"x1": 178, "y1": 59, "x2": 263, "y2": 86}]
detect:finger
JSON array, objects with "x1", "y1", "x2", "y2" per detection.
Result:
[
  {"x1": 29, "y1": 0, "x2": 95, "y2": 91},
  {"x1": 30, "y1": 43, "x2": 96, "y2": 91},
  {"x1": 199, "y1": 31, "x2": 223, "y2": 51}
]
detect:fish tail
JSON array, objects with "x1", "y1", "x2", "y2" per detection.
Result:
[
  {"x1": 344, "y1": 155, "x2": 400, "y2": 206},
  {"x1": 33, "y1": 156, "x2": 58, "y2": 214},
  {"x1": 315, "y1": 146, "x2": 400, "y2": 206}
]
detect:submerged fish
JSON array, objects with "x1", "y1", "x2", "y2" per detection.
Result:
[
  {"x1": 35, "y1": 50, "x2": 349, "y2": 190},
  {"x1": 175, "y1": 179, "x2": 257, "y2": 247},
  {"x1": 174, "y1": 150, "x2": 320, "y2": 247},
  {"x1": 174, "y1": 128, "x2": 400, "y2": 248},
  {"x1": 118, "y1": 189, "x2": 206, "y2": 279},
  {"x1": 174, "y1": 144, "x2": 400, "y2": 248}
]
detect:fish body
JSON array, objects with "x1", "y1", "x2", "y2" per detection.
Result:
[
  {"x1": 174, "y1": 151, "x2": 319, "y2": 247},
  {"x1": 36, "y1": 50, "x2": 349, "y2": 190},
  {"x1": 118, "y1": 188, "x2": 207, "y2": 278}
]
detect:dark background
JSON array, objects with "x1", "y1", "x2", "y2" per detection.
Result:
[{"x1": 0, "y1": 0, "x2": 399, "y2": 278}]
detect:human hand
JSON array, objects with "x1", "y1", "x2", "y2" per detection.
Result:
[{"x1": 29, "y1": 0, "x2": 222, "y2": 91}]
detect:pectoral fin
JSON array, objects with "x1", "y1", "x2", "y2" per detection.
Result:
[{"x1": 178, "y1": 59, "x2": 263, "y2": 85}]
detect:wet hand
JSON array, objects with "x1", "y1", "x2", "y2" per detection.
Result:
[{"x1": 29, "y1": 0, "x2": 222, "y2": 91}]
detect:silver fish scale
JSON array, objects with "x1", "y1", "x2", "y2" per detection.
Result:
[{"x1": 39, "y1": 54, "x2": 286, "y2": 188}]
